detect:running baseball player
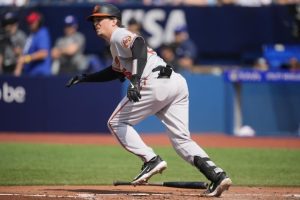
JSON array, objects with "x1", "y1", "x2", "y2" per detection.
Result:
[{"x1": 66, "y1": 3, "x2": 232, "y2": 197}]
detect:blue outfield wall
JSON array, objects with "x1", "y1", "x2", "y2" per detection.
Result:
[
  {"x1": 241, "y1": 83, "x2": 300, "y2": 136},
  {"x1": 1, "y1": 75, "x2": 300, "y2": 136},
  {"x1": 0, "y1": 76, "x2": 122, "y2": 133}
]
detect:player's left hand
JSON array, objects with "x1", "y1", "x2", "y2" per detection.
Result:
[
  {"x1": 65, "y1": 74, "x2": 86, "y2": 88},
  {"x1": 127, "y1": 75, "x2": 141, "y2": 102}
]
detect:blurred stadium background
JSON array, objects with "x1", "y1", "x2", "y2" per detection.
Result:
[{"x1": 1, "y1": 0, "x2": 300, "y2": 137}]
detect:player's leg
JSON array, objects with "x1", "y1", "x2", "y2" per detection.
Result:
[
  {"x1": 108, "y1": 97, "x2": 156, "y2": 162},
  {"x1": 107, "y1": 80, "x2": 167, "y2": 184},
  {"x1": 156, "y1": 74, "x2": 232, "y2": 197}
]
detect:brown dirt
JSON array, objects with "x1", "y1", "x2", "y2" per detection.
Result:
[
  {"x1": 0, "y1": 185, "x2": 299, "y2": 200},
  {"x1": 1, "y1": 132, "x2": 300, "y2": 149},
  {"x1": 0, "y1": 132, "x2": 300, "y2": 200}
]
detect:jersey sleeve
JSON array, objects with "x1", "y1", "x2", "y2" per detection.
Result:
[
  {"x1": 110, "y1": 28, "x2": 145, "y2": 74},
  {"x1": 112, "y1": 29, "x2": 138, "y2": 52}
]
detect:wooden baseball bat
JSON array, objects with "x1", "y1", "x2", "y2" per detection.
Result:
[{"x1": 113, "y1": 181, "x2": 208, "y2": 189}]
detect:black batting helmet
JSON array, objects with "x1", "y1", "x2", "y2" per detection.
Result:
[{"x1": 87, "y1": 4, "x2": 121, "y2": 21}]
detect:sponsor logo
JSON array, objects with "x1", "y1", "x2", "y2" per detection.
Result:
[
  {"x1": 0, "y1": 82, "x2": 26, "y2": 103},
  {"x1": 226, "y1": 70, "x2": 300, "y2": 82},
  {"x1": 122, "y1": 9, "x2": 187, "y2": 49}
]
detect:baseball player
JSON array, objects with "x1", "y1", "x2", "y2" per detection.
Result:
[{"x1": 66, "y1": 4, "x2": 232, "y2": 197}]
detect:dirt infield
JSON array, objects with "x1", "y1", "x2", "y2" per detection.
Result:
[
  {"x1": 1, "y1": 132, "x2": 300, "y2": 148},
  {"x1": 0, "y1": 185, "x2": 299, "y2": 200},
  {"x1": 0, "y1": 133, "x2": 300, "y2": 200}
]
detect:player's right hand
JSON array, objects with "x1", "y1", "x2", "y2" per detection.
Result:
[
  {"x1": 127, "y1": 75, "x2": 141, "y2": 102},
  {"x1": 65, "y1": 75, "x2": 85, "y2": 88}
]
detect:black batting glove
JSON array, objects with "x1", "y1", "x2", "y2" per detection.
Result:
[
  {"x1": 127, "y1": 75, "x2": 141, "y2": 102},
  {"x1": 65, "y1": 74, "x2": 86, "y2": 88}
]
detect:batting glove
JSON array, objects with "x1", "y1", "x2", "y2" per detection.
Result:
[
  {"x1": 127, "y1": 75, "x2": 141, "y2": 102},
  {"x1": 65, "y1": 74, "x2": 86, "y2": 88}
]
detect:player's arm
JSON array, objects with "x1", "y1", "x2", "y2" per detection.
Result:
[
  {"x1": 127, "y1": 37, "x2": 147, "y2": 102},
  {"x1": 65, "y1": 66, "x2": 125, "y2": 87},
  {"x1": 131, "y1": 37, "x2": 147, "y2": 78}
]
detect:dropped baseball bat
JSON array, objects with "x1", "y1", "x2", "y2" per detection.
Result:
[{"x1": 113, "y1": 181, "x2": 208, "y2": 189}]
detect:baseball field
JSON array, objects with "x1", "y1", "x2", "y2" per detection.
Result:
[{"x1": 0, "y1": 133, "x2": 299, "y2": 200}]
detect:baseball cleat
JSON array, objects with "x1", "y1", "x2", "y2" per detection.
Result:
[
  {"x1": 132, "y1": 155, "x2": 167, "y2": 185},
  {"x1": 201, "y1": 172, "x2": 232, "y2": 197}
]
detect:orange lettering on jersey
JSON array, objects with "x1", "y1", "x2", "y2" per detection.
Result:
[
  {"x1": 122, "y1": 36, "x2": 132, "y2": 48},
  {"x1": 112, "y1": 56, "x2": 122, "y2": 72},
  {"x1": 115, "y1": 56, "x2": 120, "y2": 67},
  {"x1": 113, "y1": 56, "x2": 132, "y2": 79}
]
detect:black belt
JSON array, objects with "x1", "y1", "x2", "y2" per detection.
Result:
[{"x1": 152, "y1": 65, "x2": 173, "y2": 78}]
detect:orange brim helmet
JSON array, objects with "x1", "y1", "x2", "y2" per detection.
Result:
[{"x1": 87, "y1": 4, "x2": 121, "y2": 21}]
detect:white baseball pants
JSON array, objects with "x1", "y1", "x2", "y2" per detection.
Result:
[{"x1": 108, "y1": 71, "x2": 209, "y2": 164}]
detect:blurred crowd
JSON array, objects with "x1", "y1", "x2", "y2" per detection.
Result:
[
  {"x1": 0, "y1": 8, "x2": 204, "y2": 76},
  {"x1": 0, "y1": 10, "x2": 111, "y2": 76},
  {"x1": 1, "y1": 2, "x2": 300, "y2": 77},
  {"x1": 0, "y1": 9, "x2": 202, "y2": 76}
]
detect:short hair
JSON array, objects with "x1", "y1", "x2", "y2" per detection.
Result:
[{"x1": 109, "y1": 16, "x2": 122, "y2": 27}]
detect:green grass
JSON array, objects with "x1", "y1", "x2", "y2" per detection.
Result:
[{"x1": 0, "y1": 143, "x2": 299, "y2": 186}]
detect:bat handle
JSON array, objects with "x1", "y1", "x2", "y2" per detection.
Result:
[
  {"x1": 163, "y1": 181, "x2": 208, "y2": 189},
  {"x1": 113, "y1": 181, "x2": 132, "y2": 186}
]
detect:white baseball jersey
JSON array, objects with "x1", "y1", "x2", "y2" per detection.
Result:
[
  {"x1": 110, "y1": 27, "x2": 166, "y2": 79},
  {"x1": 107, "y1": 27, "x2": 216, "y2": 169}
]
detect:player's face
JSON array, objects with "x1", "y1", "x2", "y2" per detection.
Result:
[{"x1": 93, "y1": 17, "x2": 116, "y2": 39}]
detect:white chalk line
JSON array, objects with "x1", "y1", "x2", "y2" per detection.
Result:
[
  {"x1": 230, "y1": 193, "x2": 300, "y2": 197},
  {"x1": 0, "y1": 193, "x2": 80, "y2": 198},
  {"x1": 1, "y1": 192, "x2": 300, "y2": 199}
]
